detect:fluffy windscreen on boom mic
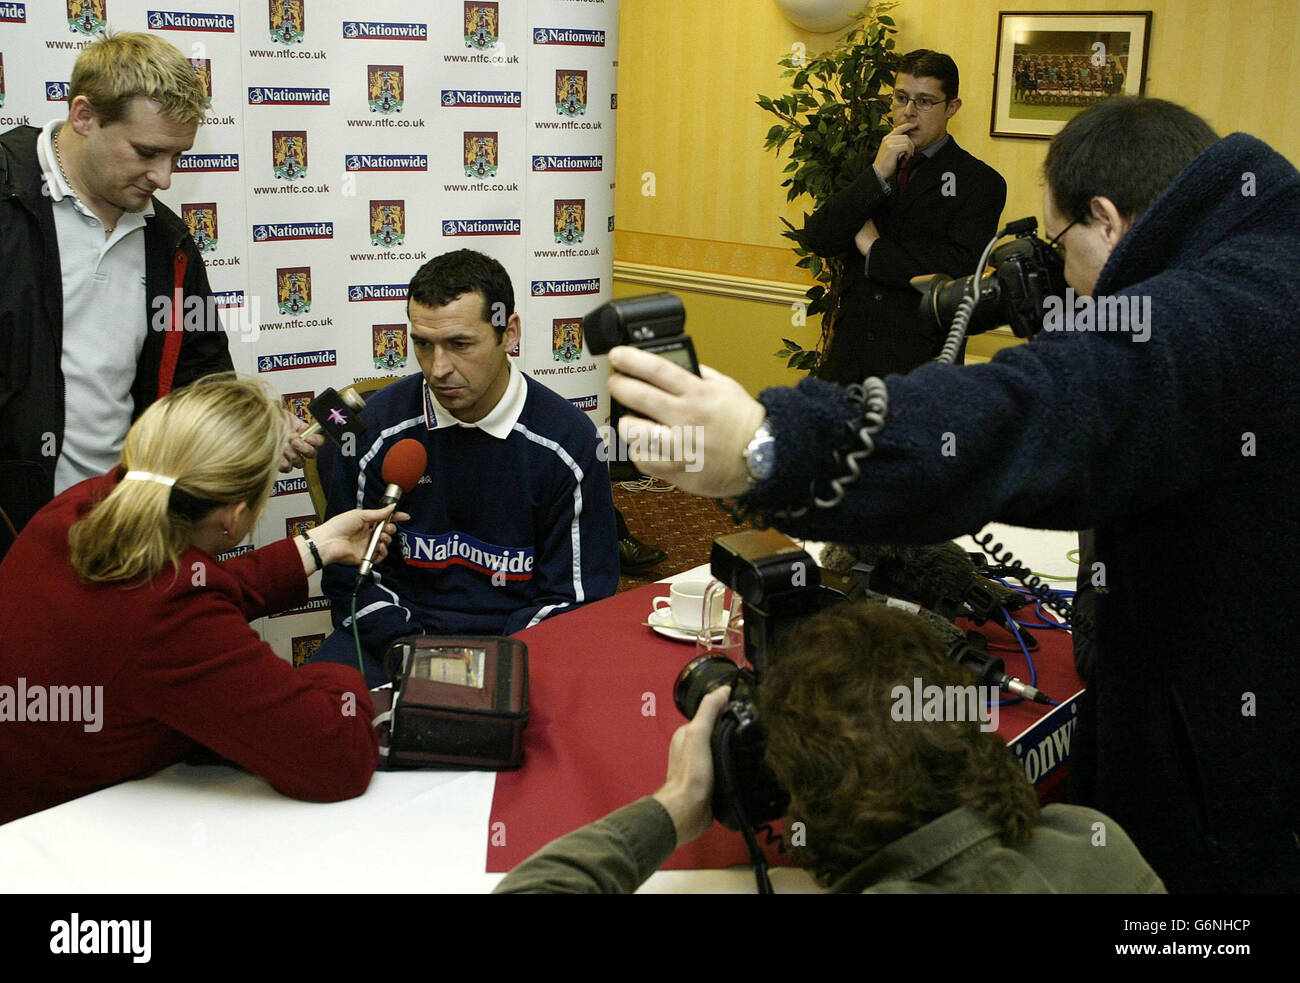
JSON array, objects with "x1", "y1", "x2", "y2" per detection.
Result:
[{"x1": 356, "y1": 438, "x2": 427, "y2": 585}]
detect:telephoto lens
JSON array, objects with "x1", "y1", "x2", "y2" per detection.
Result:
[{"x1": 673, "y1": 654, "x2": 742, "y2": 720}]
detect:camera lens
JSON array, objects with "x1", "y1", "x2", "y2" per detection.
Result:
[{"x1": 673, "y1": 655, "x2": 739, "y2": 720}]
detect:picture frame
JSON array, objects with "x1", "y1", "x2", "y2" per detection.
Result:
[{"x1": 990, "y1": 11, "x2": 1152, "y2": 140}]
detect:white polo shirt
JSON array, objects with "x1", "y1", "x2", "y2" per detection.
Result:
[{"x1": 38, "y1": 119, "x2": 151, "y2": 494}]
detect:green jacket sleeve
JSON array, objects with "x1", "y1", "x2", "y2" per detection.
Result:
[{"x1": 492, "y1": 797, "x2": 678, "y2": 894}]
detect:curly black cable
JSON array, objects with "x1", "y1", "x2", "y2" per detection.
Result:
[{"x1": 972, "y1": 531, "x2": 1093, "y2": 637}]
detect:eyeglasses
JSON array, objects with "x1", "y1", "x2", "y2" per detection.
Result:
[
  {"x1": 1047, "y1": 216, "x2": 1082, "y2": 259},
  {"x1": 891, "y1": 91, "x2": 949, "y2": 113}
]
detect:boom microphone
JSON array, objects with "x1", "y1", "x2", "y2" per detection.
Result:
[{"x1": 355, "y1": 438, "x2": 427, "y2": 588}]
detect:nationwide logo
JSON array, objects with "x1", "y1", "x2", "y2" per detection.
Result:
[
  {"x1": 370, "y1": 200, "x2": 405, "y2": 247},
  {"x1": 611, "y1": 92, "x2": 617, "y2": 110},
  {"x1": 532, "y1": 154, "x2": 602, "y2": 172},
  {"x1": 213, "y1": 289, "x2": 245, "y2": 308},
  {"x1": 257, "y1": 349, "x2": 337, "y2": 372},
  {"x1": 291, "y1": 633, "x2": 325, "y2": 667},
  {"x1": 554, "y1": 199, "x2": 585, "y2": 244},
  {"x1": 346, "y1": 153, "x2": 427, "y2": 172},
  {"x1": 368, "y1": 64, "x2": 403, "y2": 114},
  {"x1": 274, "y1": 475, "x2": 309, "y2": 497},
  {"x1": 348, "y1": 283, "x2": 407, "y2": 302},
  {"x1": 0, "y1": 4, "x2": 25, "y2": 24},
  {"x1": 254, "y1": 220, "x2": 333, "y2": 243},
  {"x1": 277, "y1": 266, "x2": 312, "y2": 315},
  {"x1": 216, "y1": 543, "x2": 253, "y2": 562},
  {"x1": 177, "y1": 152, "x2": 239, "y2": 172},
  {"x1": 272, "y1": 596, "x2": 331, "y2": 617},
  {"x1": 68, "y1": 0, "x2": 106, "y2": 37},
  {"x1": 553, "y1": 318, "x2": 583, "y2": 362},
  {"x1": 373, "y1": 324, "x2": 408, "y2": 370},
  {"x1": 556, "y1": 70, "x2": 587, "y2": 117},
  {"x1": 189, "y1": 59, "x2": 213, "y2": 108},
  {"x1": 182, "y1": 203, "x2": 219, "y2": 253},
  {"x1": 533, "y1": 27, "x2": 605, "y2": 46},
  {"x1": 568, "y1": 394, "x2": 598, "y2": 413},
  {"x1": 531, "y1": 277, "x2": 600, "y2": 297},
  {"x1": 506, "y1": 336, "x2": 519, "y2": 358},
  {"x1": 464, "y1": 2, "x2": 498, "y2": 50},
  {"x1": 282, "y1": 390, "x2": 313, "y2": 425},
  {"x1": 343, "y1": 21, "x2": 427, "y2": 40},
  {"x1": 148, "y1": 9, "x2": 235, "y2": 32},
  {"x1": 285, "y1": 514, "x2": 318, "y2": 541},
  {"x1": 608, "y1": 215, "x2": 614, "y2": 232},
  {"x1": 464, "y1": 131, "x2": 498, "y2": 179},
  {"x1": 249, "y1": 86, "x2": 329, "y2": 106},
  {"x1": 401, "y1": 529, "x2": 534, "y2": 580},
  {"x1": 46, "y1": 81, "x2": 70, "y2": 102},
  {"x1": 442, "y1": 218, "x2": 520, "y2": 237},
  {"x1": 441, "y1": 89, "x2": 521, "y2": 109},
  {"x1": 272, "y1": 130, "x2": 307, "y2": 180},
  {"x1": 270, "y1": 0, "x2": 304, "y2": 45}
]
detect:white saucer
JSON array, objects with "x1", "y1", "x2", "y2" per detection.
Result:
[{"x1": 647, "y1": 609, "x2": 714, "y2": 643}]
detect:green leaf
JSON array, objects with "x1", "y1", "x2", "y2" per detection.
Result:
[{"x1": 781, "y1": 338, "x2": 802, "y2": 350}]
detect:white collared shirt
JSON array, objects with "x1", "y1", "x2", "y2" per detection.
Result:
[
  {"x1": 39, "y1": 119, "x2": 153, "y2": 494},
  {"x1": 423, "y1": 362, "x2": 527, "y2": 439}
]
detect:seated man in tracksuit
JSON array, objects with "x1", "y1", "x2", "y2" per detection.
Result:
[{"x1": 310, "y1": 250, "x2": 619, "y2": 687}]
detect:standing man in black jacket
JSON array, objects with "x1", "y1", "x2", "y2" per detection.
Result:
[
  {"x1": 0, "y1": 32, "x2": 315, "y2": 559},
  {"x1": 805, "y1": 50, "x2": 1007, "y2": 385}
]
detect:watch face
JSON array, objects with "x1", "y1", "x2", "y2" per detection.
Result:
[{"x1": 746, "y1": 426, "x2": 776, "y2": 481}]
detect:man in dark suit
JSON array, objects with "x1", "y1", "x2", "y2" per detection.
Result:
[{"x1": 805, "y1": 50, "x2": 1007, "y2": 385}]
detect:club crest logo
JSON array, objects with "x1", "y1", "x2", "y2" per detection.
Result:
[
  {"x1": 555, "y1": 70, "x2": 587, "y2": 117},
  {"x1": 368, "y1": 64, "x2": 403, "y2": 114},
  {"x1": 291, "y1": 633, "x2": 325, "y2": 668},
  {"x1": 277, "y1": 267, "x2": 312, "y2": 316},
  {"x1": 269, "y1": 0, "x2": 304, "y2": 45},
  {"x1": 372, "y1": 324, "x2": 408, "y2": 370},
  {"x1": 272, "y1": 130, "x2": 308, "y2": 180},
  {"x1": 282, "y1": 391, "x2": 314, "y2": 425},
  {"x1": 463, "y1": 131, "x2": 498, "y2": 180},
  {"x1": 189, "y1": 58, "x2": 213, "y2": 109},
  {"x1": 67, "y1": 0, "x2": 106, "y2": 36},
  {"x1": 464, "y1": 2, "x2": 498, "y2": 50},
  {"x1": 369, "y1": 200, "x2": 405, "y2": 248},
  {"x1": 285, "y1": 515, "x2": 318, "y2": 540},
  {"x1": 181, "y1": 203, "x2": 218, "y2": 253},
  {"x1": 554, "y1": 199, "x2": 585, "y2": 245},
  {"x1": 552, "y1": 319, "x2": 583, "y2": 363}
]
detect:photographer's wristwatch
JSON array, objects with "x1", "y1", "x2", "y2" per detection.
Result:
[{"x1": 743, "y1": 419, "x2": 776, "y2": 486}]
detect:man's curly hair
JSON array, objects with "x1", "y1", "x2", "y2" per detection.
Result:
[{"x1": 758, "y1": 603, "x2": 1040, "y2": 886}]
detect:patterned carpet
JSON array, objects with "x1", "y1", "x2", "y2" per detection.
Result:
[{"x1": 611, "y1": 478, "x2": 751, "y2": 593}]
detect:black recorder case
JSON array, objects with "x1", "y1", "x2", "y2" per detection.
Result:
[{"x1": 371, "y1": 636, "x2": 529, "y2": 770}]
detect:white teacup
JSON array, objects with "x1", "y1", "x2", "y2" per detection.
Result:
[{"x1": 652, "y1": 580, "x2": 724, "y2": 631}]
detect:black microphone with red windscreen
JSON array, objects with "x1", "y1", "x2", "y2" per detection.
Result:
[{"x1": 355, "y1": 438, "x2": 427, "y2": 588}]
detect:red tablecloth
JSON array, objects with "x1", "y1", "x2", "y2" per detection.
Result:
[{"x1": 487, "y1": 582, "x2": 1082, "y2": 872}]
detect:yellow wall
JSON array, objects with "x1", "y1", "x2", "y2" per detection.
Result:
[{"x1": 613, "y1": 0, "x2": 1300, "y2": 389}]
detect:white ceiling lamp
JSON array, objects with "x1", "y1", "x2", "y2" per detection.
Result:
[{"x1": 775, "y1": 0, "x2": 863, "y2": 34}]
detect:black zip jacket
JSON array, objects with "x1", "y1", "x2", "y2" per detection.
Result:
[{"x1": 0, "y1": 125, "x2": 232, "y2": 557}]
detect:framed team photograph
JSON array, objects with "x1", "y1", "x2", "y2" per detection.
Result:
[{"x1": 991, "y1": 11, "x2": 1153, "y2": 140}]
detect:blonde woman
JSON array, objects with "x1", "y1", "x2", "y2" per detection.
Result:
[{"x1": 0, "y1": 376, "x2": 405, "y2": 823}]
